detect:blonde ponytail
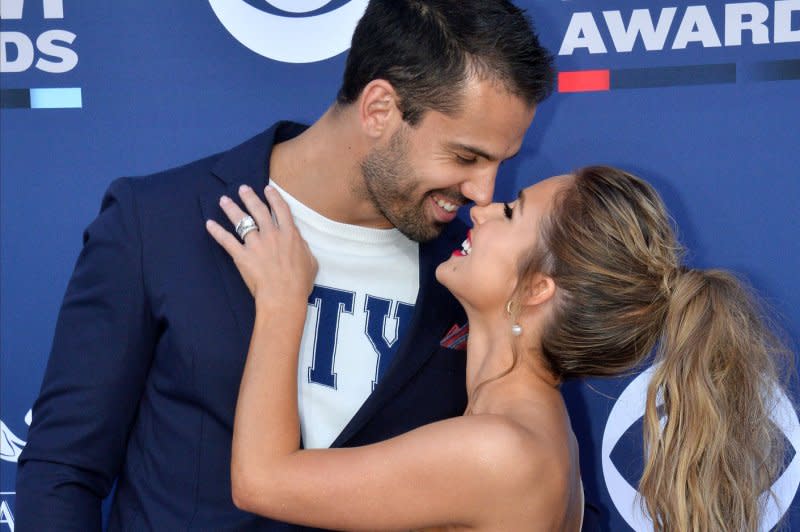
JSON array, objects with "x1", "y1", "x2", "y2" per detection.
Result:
[
  {"x1": 521, "y1": 167, "x2": 793, "y2": 531},
  {"x1": 640, "y1": 269, "x2": 788, "y2": 531}
]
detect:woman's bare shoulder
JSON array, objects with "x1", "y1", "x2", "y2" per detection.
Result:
[
  {"x1": 451, "y1": 413, "x2": 577, "y2": 527},
  {"x1": 456, "y1": 413, "x2": 571, "y2": 488}
]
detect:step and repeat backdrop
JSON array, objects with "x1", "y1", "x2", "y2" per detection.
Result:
[{"x1": 1, "y1": 1, "x2": 798, "y2": 529}]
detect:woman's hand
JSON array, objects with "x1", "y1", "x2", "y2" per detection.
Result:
[{"x1": 206, "y1": 184, "x2": 318, "y2": 309}]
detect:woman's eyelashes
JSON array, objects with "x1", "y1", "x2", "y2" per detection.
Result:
[{"x1": 503, "y1": 202, "x2": 513, "y2": 219}]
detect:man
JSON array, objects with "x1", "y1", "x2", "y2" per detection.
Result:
[{"x1": 16, "y1": 0, "x2": 554, "y2": 529}]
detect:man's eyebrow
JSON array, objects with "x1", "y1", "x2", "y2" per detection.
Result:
[{"x1": 446, "y1": 142, "x2": 502, "y2": 162}]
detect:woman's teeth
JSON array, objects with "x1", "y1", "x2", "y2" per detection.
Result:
[
  {"x1": 461, "y1": 239, "x2": 471, "y2": 255},
  {"x1": 435, "y1": 198, "x2": 458, "y2": 213}
]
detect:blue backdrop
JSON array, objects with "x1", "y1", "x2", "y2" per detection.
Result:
[{"x1": 1, "y1": 1, "x2": 798, "y2": 529}]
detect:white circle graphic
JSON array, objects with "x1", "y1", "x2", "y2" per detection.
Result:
[
  {"x1": 601, "y1": 366, "x2": 800, "y2": 531},
  {"x1": 266, "y1": 1, "x2": 331, "y2": 14},
  {"x1": 208, "y1": 0, "x2": 369, "y2": 63}
]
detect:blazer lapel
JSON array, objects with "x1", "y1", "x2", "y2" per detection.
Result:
[
  {"x1": 199, "y1": 188, "x2": 257, "y2": 344},
  {"x1": 198, "y1": 121, "x2": 309, "y2": 346}
]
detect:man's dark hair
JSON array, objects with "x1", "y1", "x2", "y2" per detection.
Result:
[{"x1": 336, "y1": 0, "x2": 555, "y2": 125}]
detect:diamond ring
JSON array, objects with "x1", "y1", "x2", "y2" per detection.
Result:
[{"x1": 235, "y1": 215, "x2": 258, "y2": 241}]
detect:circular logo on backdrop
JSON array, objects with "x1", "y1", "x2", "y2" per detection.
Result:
[
  {"x1": 208, "y1": 0, "x2": 369, "y2": 63},
  {"x1": 1, "y1": 410, "x2": 31, "y2": 463},
  {"x1": 602, "y1": 366, "x2": 800, "y2": 531}
]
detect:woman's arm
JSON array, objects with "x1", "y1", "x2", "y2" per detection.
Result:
[{"x1": 206, "y1": 185, "x2": 539, "y2": 530}]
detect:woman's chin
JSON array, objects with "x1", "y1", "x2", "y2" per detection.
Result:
[
  {"x1": 435, "y1": 261, "x2": 468, "y2": 306},
  {"x1": 435, "y1": 259, "x2": 456, "y2": 287}
]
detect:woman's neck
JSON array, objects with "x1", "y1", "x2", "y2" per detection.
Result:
[{"x1": 462, "y1": 312, "x2": 559, "y2": 415}]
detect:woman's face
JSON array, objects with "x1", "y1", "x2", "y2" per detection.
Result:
[{"x1": 436, "y1": 175, "x2": 570, "y2": 313}]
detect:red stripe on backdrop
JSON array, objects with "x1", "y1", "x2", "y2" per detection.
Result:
[{"x1": 558, "y1": 70, "x2": 611, "y2": 93}]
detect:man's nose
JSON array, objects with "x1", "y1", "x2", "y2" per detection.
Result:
[{"x1": 461, "y1": 170, "x2": 497, "y2": 207}]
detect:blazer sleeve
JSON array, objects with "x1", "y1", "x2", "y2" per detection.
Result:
[{"x1": 15, "y1": 177, "x2": 158, "y2": 531}]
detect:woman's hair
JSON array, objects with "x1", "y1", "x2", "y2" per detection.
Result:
[{"x1": 518, "y1": 166, "x2": 791, "y2": 531}]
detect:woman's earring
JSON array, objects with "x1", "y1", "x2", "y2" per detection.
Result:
[{"x1": 507, "y1": 300, "x2": 522, "y2": 336}]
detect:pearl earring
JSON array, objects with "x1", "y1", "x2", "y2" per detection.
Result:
[{"x1": 506, "y1": 300, "x2": 522, "y2": 336}]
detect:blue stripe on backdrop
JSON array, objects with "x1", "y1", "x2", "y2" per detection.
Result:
[
  {"x1": 0, "y1": 89, "x2": 30, "y2": 108},
  {"x1": 611, "y1": 63, "x2": 737, "y2": 88},
  {"x1": 749, "y1": 58, "x2": 800, "y2": 80},
  {"x1": 29, "y1": 88, "x2": 82, "y2": 109}
]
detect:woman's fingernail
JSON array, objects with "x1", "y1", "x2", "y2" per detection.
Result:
[{"x1": 240, "y1": 184, "x2": 251, "y2": 193}]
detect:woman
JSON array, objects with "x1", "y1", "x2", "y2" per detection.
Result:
[{"x1": 206, "y1": 166, "x2": 789, "y2": 531}]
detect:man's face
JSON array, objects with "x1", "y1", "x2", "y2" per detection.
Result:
[{"x1": 361, "y1": 78, "x2": 537, "y2": 242}]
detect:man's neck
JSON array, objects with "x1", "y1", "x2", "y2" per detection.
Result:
[{"x1": 268, "y1": 107, "x2": 388, "y2": 228}]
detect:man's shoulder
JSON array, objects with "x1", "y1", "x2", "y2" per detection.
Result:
[
  {"x1": 130, "y1": 150, "x2": 223, "y2": 192},
  {"x1": 123, "y1": 121, "x2": 309, "y2": 198},
  {"x1": 128, "y1": 129, "x2": 267, "y2": 194}
]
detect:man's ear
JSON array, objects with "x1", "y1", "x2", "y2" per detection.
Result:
[
  {"x1": 358, "y1": 79, "x2": 402, "y2": 139},
  {"x1": 522, "y1": 273, "x2": 556, "y2": 307}
]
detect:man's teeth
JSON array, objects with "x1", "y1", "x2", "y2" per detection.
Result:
[
  {"x1": 435, "y1": 198, "x2": 458, "y2": 213},
  {"x1": 461, "y1": 239, "x2": 471, "y2": 255}
]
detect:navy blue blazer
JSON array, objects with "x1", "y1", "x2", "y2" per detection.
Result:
[{"x1": 16, "y1": 122, "x2": 469, "y2": 531}]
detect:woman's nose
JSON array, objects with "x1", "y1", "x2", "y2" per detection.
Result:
[{"x1": 469, "y1": 202, "x2": 501, "y2": 225}]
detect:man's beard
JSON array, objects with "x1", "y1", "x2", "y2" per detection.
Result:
[{"x1": 360, "y1": 128, "x2": 445, "y2": 243}]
